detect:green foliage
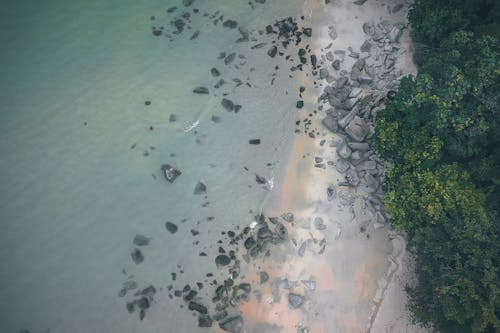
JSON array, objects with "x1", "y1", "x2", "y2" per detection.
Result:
[{"x1": 375, "y1": 1, "x2": 500, "y2": 331}]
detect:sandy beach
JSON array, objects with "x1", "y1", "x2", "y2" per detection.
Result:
[{"x1": 228, "y1": 1, "x2": 429, "y2": 332}]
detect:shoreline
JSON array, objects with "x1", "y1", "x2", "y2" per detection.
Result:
[{"x1": 234, "y1": 0, "x2": 429, "y2": 332}]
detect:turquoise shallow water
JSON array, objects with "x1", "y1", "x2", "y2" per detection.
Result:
[{"x1": 0, "y1": 0, "x2": 310, "y2": 332}]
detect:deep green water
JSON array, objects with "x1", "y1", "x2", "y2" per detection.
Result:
[{"x1": 0, "y1": 0, "x2": 310, "y2": 332}]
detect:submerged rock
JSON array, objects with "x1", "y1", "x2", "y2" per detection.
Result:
[
  {"x1": 161, "y1": 164, "x2": 182, "y2": 183},
  {"x1": 194, "y1": 181, "x2": 207, "y2": 195},
  {"x1": 223, "y1": 20, "x2": 238, "y2": 29},
  {"x1": 215, "y1": 254, "x2": 231, "y2": 267},
  {"x1": 193, "y1": 86, "x2": 209, "y2": 94},
  {"x1": 133, "y1": 234, "x2": 151, "y2": 246},
  {"x1": 219, "y1": 316, "x2": 243, "y2": 333},
  {"x1": 165, "y1": 221, "x2": 178, "y2": 234},
  {"x1": 131, "y1": 248, "x2": 144, "y2": 264}
]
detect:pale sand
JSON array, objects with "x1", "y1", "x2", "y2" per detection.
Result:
[{"x1": 221, "y1": 1, "x2": 428, "y2": 333}]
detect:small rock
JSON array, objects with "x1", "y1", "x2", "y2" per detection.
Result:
[
  {"x1": 255, "y1": 174, "x2": 267, "y2": 184},
  {"x1": 267, "y1": 46, "x2": 278, "y2": 58},
  {"x1": 131, "y1": 248, "x2": 144, "y2": 264},
  {"x1": 189, "y1": 301, "x2": 208, "y2": 314},
  {"x1": 193, "y1": 86, "x2": 209, "y2": 94},
  {"x1": 219, "y1": 316, "x2": 244, "y2": 333},
  {"x1": 313, "y1": 217, "x2": 326, "y2": 230},
  {"x1": 260, "y1": 271, "x2": 269, "y2": 283},
  {"x1": 194, "y1": 181, "x2": 207, "y2": 194},
  {"x1": 211, "y1": 68, "x2": 221, "y2": 77},
  {"x1": 221, "y1": 98, "x2": 235, "y2": 111},
  {"x1": 223, "y1": 20, "x2": 238, "y2": 29},
  {"x1": 281, "y1": 212, "x2": 294, "y2": 222},
  {"x1": 249, "y1": 139, "x2": 261, "y2": 145},
  {"x1": 165, "y1": 221, "x2": 178, "y2": 234},
  {"x1": 327, "y1": 185, "x2": 336, "y2": 201},
  {"x1": 302, "y1": 27, "x2": 312, "y2": 37},
  {"x1": 224, "y1": 53, "x2": 236, "y2": 65},
  {"x1": 198, "y1": 314, "x2": 213, "y2": 327},
  {"x1": 161, "y1": 164, "x2": 182, "y2": 183},
  {"x1": 215, "y1": 254, "x2": 231, "y2": 267},
  {"x1": 133, "y1": 234, "x2": 151, "y2": 246},
  {"x1": 288, "y1": 293, "x2": 304, "y2": 308},
  {"x1": 296, "y1": 100, "x2": 304, "y2": 109}
]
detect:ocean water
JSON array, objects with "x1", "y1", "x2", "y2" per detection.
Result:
[{"x1": 0, "y1": 0, "x2": 311, "y2": 332}]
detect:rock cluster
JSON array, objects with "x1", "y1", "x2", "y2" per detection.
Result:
[{"x1": 314, "y1": 20, "x2": 409, "y2": 229}]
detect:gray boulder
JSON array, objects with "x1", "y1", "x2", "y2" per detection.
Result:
[
  {"x1": 322, "y1": 115, "x2": 338, "y2": 133},
  {"x1": 345, "y1": 116, "x2": 369, "y2": 141}
]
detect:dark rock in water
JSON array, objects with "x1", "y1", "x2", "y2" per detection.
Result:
[
  {"x1": 189, "y1": 301, "x2": 208, "y2": 314},
  {"x1": 288, "y1": 293, "x2": 304, "y2": 308},
  {"x1": 224, "y1": 52, "x2": 236, "y2": 65},
  {"x1": 303, "y1": 27, "x2": 312, "y2": 37},
  {"x1": 165, "y1": 221, "x2": 178, "y2": 234},
  {"x1": 267, "y1": 46, "x2": 278, "y2": 58},
  {"x1": 275, "y1": 222, "x2": 288, "y2": 240},
  {"x1": 320, "y1": 68, "x2": 329, "y2": 80},
  {"x1": 255, "y1": 0, "x2": 266, "y2": 3},
  {"x1": 173, "y1": 19, "x2": 185, "y2": 33},
  {"x1": 238, "y1": 283, "x2": 251, "y2": 293},
  {"x1": 265, "y1": 24, "x2": 274, "y2": 34},
  {"x1": 214, "y1": 79, "x2": 225, "y2": 89},
  {"x1": 251, "y1": 42, "x2": 267, "y2": 49},
  {"x1": 161, "y1": 164, "x2": 181, "y2": 183},
  {"x1": 182, "y1": 0, "x2": 195, "y2": 6},
  {"x1": 244, "y1": 237, "x2": 256, "y2": 249},
  {"x1": 260, "y1": 271, "x2": 269, "y2": 283},
  {"x1": 327, "y1": 185, "x2": 336, "y2": 201},
  {"x1": 249, "y1": 139, "x2": 260, "y2": 145},
  {"x1": 126, "y1": 301, "x2": 135, "y2": 313},
  {"x1": 198, "y1": 314, "x2": 213, "y2": 327},
  {"x1": 255, "y1": 174, "x2": 267, "y2": 184},
  {"x1": 223, "y1": 20, "x2": 238, "y2": 29},
  {"x1": 194, "y1": 181, "x2": 207, "y2": 194},
  {"x1": 299, "y1": 86, "x2": 305, "y2": 93},
  {"x1": 141, "y1": 285, "x2": 157, "y2": 297},
  {"x1": 213, "y1": 310, "x2": 228, "y2": 321},
  {"x1": 281, "y1": 212, "x2": 294, "y2": 222},
  {"x1": 193, "y1": 86, "x2": 209, "y2": 94},
  {"x1": 136, "y1": 296, "x2": 150, "y2": 310},
  {"x1": 215, "y1": 254, "x2": 231, "y2": 267},
  {"x1": 133, "y1": 234, "x2": 151, "y2": 246},
  {"x1": 221, "y1": 98, "x2": 235, "y2": 111},
  {"x1": 167, "y1": 6, "x2": 177, "y2": 13},
  {"x1": 332, "y1": 59, "x2": 340, "y2": 70},
  {"x1": 184, "y1": 290, "x2": 198, "y2": 301},
  {"x1": 152, "y1": 29, "x2": 162, "y2": 36},
  {"x1": 211, "y1": 115, "x2": 221, "y2": 123},
  {"x1": 131, "y1": 248, "x2": 144, "y2": 264},
  {"x1": 219, "y1": 316, "x2": 244, "y2": 333},
  {"x1": 169, "y1": 114, "x2": 176, "y2": 122},
  {"x1": 296, "y1": 100, "x2": 304, "y2": 109},
  {"x1": 310, "y1": 54, "x2": 317, "y2": 67},
  {"x1": 257, "y1": 225, "x2": 272, "y2": 239},
  {"x1": 211, "y1": 68, "x2": 221, "y2": 77},
  {"x1": 190, "y1": 30, "x2": 200, "y2": 40},
  {"x1": 298, "y1": 48, "x2": 306, "y2": 56}
]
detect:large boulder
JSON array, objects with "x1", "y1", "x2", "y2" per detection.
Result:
[
  {"x1": 345, "y1": 116, "x2": 370, "y2": 141},
  {"x1": 322, "y1": 115, "x2": 338, "y2": 133}
]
